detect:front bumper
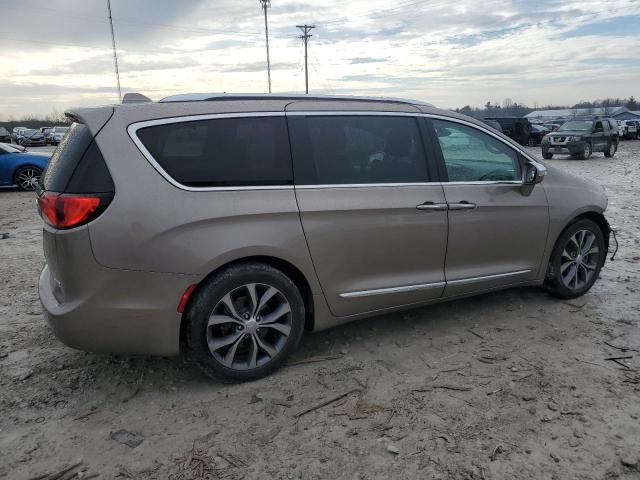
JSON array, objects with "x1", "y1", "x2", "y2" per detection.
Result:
[
  {"x1": 541, "y1": 140, "x2": 586, "y2": 156},
  {"x1": 23, "y1": 139, "x2": 46, "y2": 146}
]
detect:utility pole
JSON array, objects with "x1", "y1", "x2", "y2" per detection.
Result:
[
  {"x1": 296, "y1": 24, "x2": 315, "y2": 94},
  {"x1": 259, "y1": 0, "x2": 272, "y2": 93},
  {"x1": 106, "y1": 0, "x2": 122, "y2": 102}
]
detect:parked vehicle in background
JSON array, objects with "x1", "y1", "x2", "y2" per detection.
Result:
[
  {"x1": 11, "y1": 127, "x2": 27, "y2": 144},
  {"x1": 615, "y1": 120, "x2": 628, "y2": 139},
  {"x1": 40, "y1": 127, "x2": 54, "y2": 144},
  {"x1": 621, "y1": 120, "x2": 638, "y2": 139},
  {"x1": 481, "y1": 119, "x2": 503, "y2": 133},
  {"x1": 528, "y1": 124, "x2": 550, "y2": 146},
  {"x1": 50, "y1": 126, "x2": 69, "y2": 145},
  {"x1": 0, "y1": 127, "x2": 10, "y2": 143},
  {"x1": 19, "y1": 129, "x2": 46, "y2": 147},
  {"x1": 543, "y1": 123, "x2": 562, "y2": 132},
  {"x1": 0, "y1": 142, "x2": 49, "y2": 190},
  {"x1": 541, "y1": 118, "x2": 617, "y2": 159},
  {"x1": 483, "y1": 117, "x2": 532, "y2": 145},
  {"x1": 37, "y1": 93, "x2": 611, "y2": 382}
]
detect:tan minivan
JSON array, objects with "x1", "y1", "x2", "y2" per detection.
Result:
[{"x1": 37, "y1": 94, "x2": 611, "y2": 381}]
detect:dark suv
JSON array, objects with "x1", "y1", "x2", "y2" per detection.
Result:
[
  {"x1": 483, "y1": 117, "x2": 532, "y2": 146},
  {"x1": 541, "y1": 118, "x2": 617, "y2": 160}
]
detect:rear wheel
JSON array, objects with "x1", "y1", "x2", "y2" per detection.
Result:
[
  {"x1": 15, "y1": 166, "x2": 42, "y2": 191},
  {"x1": 185, "y1": 262, "x2": 306, "y2": 382},
  {"x1": 604, "y1": 141, "x2": 616, "y2": 158},
  {"x1": 545, "y1": 219, "x2": 605, "y2": 299}
]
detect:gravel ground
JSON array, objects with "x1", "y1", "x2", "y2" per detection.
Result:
[{"x1": 1, "y1": 141, "x2": 639, "y2": 480}]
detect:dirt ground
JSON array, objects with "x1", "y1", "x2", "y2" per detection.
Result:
[{"x1": 1, "y1": 142, "x2": 639, "y2": 480}]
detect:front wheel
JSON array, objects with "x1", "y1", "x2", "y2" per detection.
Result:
[
  {"x1": 542, "y1": 152, "x2": 553, "y2": 160},
  {"x1": 185, "y1": 262, "x2": 306, "y2": 382},
  {"x1": 577, "y1": 142, "x2": 592, "y2": 160},
  {"x1": 15, "y1": 166, "x2": 42, "y2": 191},
  {"x1": 545, "y1": 219, "x2": 605, "y2": 299}
]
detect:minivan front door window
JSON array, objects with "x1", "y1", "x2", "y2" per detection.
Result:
[{"x1": 433, "y1": 120, "x2": 521, "y2": 182}]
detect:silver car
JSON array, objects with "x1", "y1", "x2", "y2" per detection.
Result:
[{"x1": 38, "y1": 94, "x2": 611, "y2": 381}]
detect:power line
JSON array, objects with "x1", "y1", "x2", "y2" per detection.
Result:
[{"x1": 296, "y1": 24, "x2": 315, "y2": 94}]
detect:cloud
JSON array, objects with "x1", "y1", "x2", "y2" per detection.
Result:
[
  {"x1": 349, "y1": 57, "x2": 388, "y2": 64},
  {"x1": 1, "y1": 0, "x2": 640, "y2": 117}
]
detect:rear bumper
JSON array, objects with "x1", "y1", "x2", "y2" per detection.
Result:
[{"x1": 39, "y1": 229, "x2": 200, "y2": 356}]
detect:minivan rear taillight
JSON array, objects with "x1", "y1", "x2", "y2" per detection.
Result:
[{"x1": 38, "y1": 192, "x2": 112, "y2": 230}]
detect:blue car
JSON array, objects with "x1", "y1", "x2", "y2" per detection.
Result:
[{"x1": 0, "y1": 143, "x2": 50, "y2": 191}]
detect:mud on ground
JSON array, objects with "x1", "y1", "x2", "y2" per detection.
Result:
[{"x1": 1, "y1": 142, "x2": 639, "y2": 479}]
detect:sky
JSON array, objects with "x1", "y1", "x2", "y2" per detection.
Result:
[{"x1": 1, "y1": 0, "x2": 639, "y2": 118}]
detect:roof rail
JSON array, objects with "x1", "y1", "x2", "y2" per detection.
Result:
[{"x1": 158, "y1": 92, "x2": 433, "y2": 107}]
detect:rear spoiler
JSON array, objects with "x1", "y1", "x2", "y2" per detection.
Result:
[
  {"x1": 122, "y1": 93, "x2": 152, "y2": 104},
  {"x1": 64, "y1": 107, "x2": 114, "y2": 136}
]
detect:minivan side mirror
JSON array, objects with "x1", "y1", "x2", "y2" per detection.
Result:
[{"x1": 524, "y1": 162, "x2": 546, "y2": 185}]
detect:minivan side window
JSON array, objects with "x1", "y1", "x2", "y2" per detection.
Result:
[
  {"x1": 432, "y1": 120, "x2": 521, "y2": 182},
  {"x1": 289, "y1": 115, "x2": 429, "y2": 185},
  {"x1": 136, "y1": 116, "x2": 292, "y2": 187}
]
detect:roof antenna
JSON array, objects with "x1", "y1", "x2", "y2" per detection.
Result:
[{"x1": 106, "y1": 0, "x2": 122, "y2": 103}]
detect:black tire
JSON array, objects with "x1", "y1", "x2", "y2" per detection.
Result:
[
  {"x1": 604, "y1": 141, "x2": 615, "y2": 158},
  {"x1": 14, "y1": 166, "x2": 42, "y2": 191},
  {"x1": 185, "y1": 262, "x2": 306, "y2": 382},
  {"x1": 577, "y1": 142, "x2": 592, "y2": 160},
  {"x1": 544, "y1": 219, "x2": 605, "y2": 299},
  {"x1": 542, "y1": 152, "x2": 553, "y2": 160}
]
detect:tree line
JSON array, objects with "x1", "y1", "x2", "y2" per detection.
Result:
[{"x1": 455, "y1": 96, "x2": 638, "y2": 119}]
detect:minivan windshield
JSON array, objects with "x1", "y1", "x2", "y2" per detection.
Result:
[{"x1": 558, "y1": 121, "x2": 593, "y2": 132}]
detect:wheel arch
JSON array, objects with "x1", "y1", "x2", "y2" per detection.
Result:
[
  {"x1": 546, "y1": 209, "x2": 610, "y2": 280},
  {"x1": 179, "y1": 255, "x2": 316, "y2": 351}
]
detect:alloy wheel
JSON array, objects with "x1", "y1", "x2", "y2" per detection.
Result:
[
  {"x1": 16, "y1": 168, "x2": 41, "y2": 191},
  {"x1": 206, "y1": 283, "x2": 292, "y2": 370},
  {"x1": 560, "y1": 229, "x2": 599, "y2": 290}
]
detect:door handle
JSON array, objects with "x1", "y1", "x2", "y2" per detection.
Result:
[
  {"x1": 448, "y1": 201, "x2": 477, "y2": 210},
  {"x1": 416, "y1": 202, "x2": 448, "y2": 211}
]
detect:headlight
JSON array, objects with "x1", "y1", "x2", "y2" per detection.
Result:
[
  {"x1": 567, "y1": 136, "x2": 582, "y2": 142},
  {"x1": 543, "y1": 135, "x2": 552, "y2": 142}
]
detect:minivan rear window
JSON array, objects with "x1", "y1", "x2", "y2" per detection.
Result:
[
  {"x1": 136, "y1": 116, "x2": 293, "y2": 187},
  {"x1": 42, "y1": 122, "x2": 92, "y2": 192}
]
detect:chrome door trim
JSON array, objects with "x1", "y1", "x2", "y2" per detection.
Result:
[
  {"x1": 446, "y1": 269, "x2": 532, "y2": 286},
  {"x1": 295, "y1": 182, "x2": 440, "y2": 189},
  {"x1": 339, "y1": 281, "x2": 446, "y2": 299}
]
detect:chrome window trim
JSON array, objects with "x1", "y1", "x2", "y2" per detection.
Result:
[
  {"x1": 127, "y1": 112, "x2": 292, "y2": 192},
  {"x1": 446, "y1": 269, "x2": 532, "y2": 286},
  {"x1": 127, "y1": 110, "x2": 536, "y2": 191},
  {"x1": 339, "y1": 281, "x2": 446, "y2": 299}
]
